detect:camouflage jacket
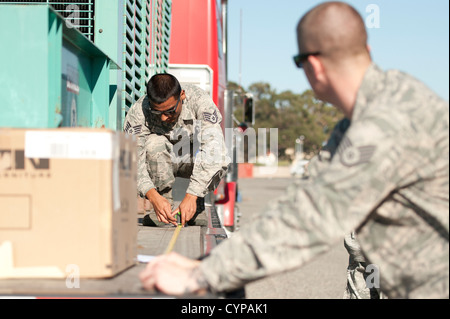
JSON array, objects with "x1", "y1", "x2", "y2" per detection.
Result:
[
  {"x1": 200, "y1": 63, "x2": 449, "y2": 298},
  {"x1": 123, "y1": 83, "x2": 230, "y2": 198}
]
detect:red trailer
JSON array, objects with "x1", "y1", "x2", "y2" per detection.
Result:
[{"x1": 169, "y1": 0, "x2": 239, "y2": 232}]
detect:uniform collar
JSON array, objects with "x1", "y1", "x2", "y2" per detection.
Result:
[
  {"x1": 177, "y1": 89, "x2": 195, "y2": 123},
  {"x1": 352, "y1": 63, "x2": 386, "y2": 122}
]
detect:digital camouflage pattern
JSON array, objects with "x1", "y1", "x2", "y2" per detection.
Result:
[
  {"x1": 123, "y1": 83, "x2": 230, "y2": 200},
  {"x1": 307, "y1": 119, "x2": 385, "y2": 299},
  {"x1": 343, "y1": 232, "x2": 386, "y2": 299},
  {"x1": 309, "y1": 118, "x2": 384, "y2": 299},
  {"x1": 200, "y1": 63, "x2": 449, "y2": 299}
]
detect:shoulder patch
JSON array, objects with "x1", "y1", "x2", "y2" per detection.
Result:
[
  {"x1": 339, "y1": 137, "x2": 376, "y2": 167},
  {"x1": 124, "y1": 121, "x2": 142, "y2": 135},
  {"x1": 203, "y1": 110, "x2": 218, "y2": 124}
]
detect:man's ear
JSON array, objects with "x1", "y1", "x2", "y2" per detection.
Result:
[
  {"x1": 308, "y1": 55, "x2": 327, "y2": 83},
  {"x1": 180, "y1": 89, "x2": 186, "y2": 102}
]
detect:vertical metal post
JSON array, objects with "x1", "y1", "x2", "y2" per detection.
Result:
[{"x1": 239, "y1": 8, "x2": 242, "y2": 88}]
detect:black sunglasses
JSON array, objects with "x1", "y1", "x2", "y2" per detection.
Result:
[
  {"x1": 293, "y1": 51, "x2": 321, "y2": 68},
  {"x1": 150, "y1": 96, "x2": 181, "y2": 116}
]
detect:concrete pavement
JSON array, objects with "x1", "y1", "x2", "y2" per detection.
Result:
[{"x1": 233, "y1": 176, "x2": 349, "y2": 299}]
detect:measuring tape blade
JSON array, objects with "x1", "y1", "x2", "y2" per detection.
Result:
[{"x1": 164, "y1": 224, "x2": 182, "y2": 255}]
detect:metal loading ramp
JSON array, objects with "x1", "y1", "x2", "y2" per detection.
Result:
[{"x1": 138, "y1": 224, "x2": 202, "y2": 258}]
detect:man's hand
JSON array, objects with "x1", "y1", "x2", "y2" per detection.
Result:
[
  {"x1": 172, "y1": 193, "x2": 197, "y2": 226},
  {"x1": 139, "y1": 252, "x2": 209, "y2": 296},
  {"x1": 146, "y1": 189, "x2": 177, "y2": 226}
]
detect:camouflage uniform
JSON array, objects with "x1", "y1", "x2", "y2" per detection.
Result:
[
  {"x1": 199, "y1": 63, "x2": 449, "y2": 299},
  {"x1": 123, "y1": 83, "x2": 230, "y2": 203},
  {"x1": 309, "y1": 119, "x2": 384, "y2": 299},
  {"x1": 343, "y1": 231, "x2": 385, "y2": 299},
  {"x1": 307, "y1": 120, "x2": 383, "y2": 299}
]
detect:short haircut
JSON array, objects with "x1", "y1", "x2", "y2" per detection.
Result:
[
  {"x1": 146, "y1": 73, "x2": 182, "y2": 104},
  {"x1": 297, "y1": 2, "x2": 369, "y2": 62}
]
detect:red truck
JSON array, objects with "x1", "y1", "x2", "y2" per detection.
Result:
[{"x1": 169, "y1": 0, "x2": 240, "y2": 233}]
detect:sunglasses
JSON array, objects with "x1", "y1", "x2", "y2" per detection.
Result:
[
  {"x1": 293, "y1": 51, "x2": 321, "y2": 68},
  {"x1": 150, "y1": 96, "x2": 181, "y2": 116}
]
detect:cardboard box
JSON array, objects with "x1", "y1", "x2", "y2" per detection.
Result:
[{"x1": 0, "y1": 128, "x2": 138, "y2": 279}]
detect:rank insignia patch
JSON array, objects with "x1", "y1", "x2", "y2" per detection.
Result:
[
  {"x1": 339, "y1": 137, "x2": 376, "y2": 167},
  {"x1": 203, "y1": 110, "x2": 218, "y2": 124},
  {"x1": 124, "y1": 121, "x2": 142, "y2": 135}
]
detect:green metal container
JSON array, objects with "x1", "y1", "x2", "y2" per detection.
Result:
[{"x1": 0, "y1": 4, "x2": 119, "y2": 129}]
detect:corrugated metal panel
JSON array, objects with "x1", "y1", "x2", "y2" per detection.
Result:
[
  {"x1": 122, "y1": 0, "x2": 171, "y2": 112},
  {"x1": 0, "y1": 0, "x2": 95, "y2": 42},
  {"x1": 123, "y1": 0, "x2": 141, "y2": 110},
  {"x1": 149, "y1": 0, "x2": 171, "y2": 76}
]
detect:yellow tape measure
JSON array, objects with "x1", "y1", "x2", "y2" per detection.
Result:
[{"x1": 164, "y1": 212, "x2": 182, "y2": 255}]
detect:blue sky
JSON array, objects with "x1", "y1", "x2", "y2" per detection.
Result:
[{"x1": 227, "y1": 0, "x2": 449, "y2": 102}]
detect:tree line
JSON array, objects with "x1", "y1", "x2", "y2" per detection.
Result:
[{"x1": 229, "y1": 81, "x2": 343, "y2": 161}]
